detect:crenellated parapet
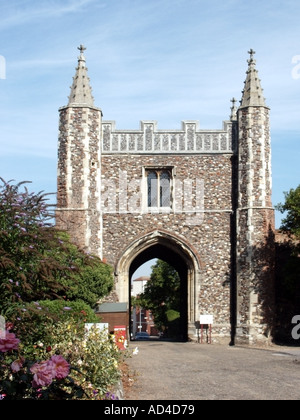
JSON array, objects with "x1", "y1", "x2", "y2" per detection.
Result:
[{"x1": 102, "y1": 120, "x2": 236, "y2": 154}]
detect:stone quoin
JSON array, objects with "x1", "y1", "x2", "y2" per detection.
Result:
[{"x1": 56, "y1": 47, "x2": 275, "y2": 344}]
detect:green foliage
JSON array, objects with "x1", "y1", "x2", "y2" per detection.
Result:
[
  {"x1": 276, "y1": 185, "x2": 300, "y2": 295},
  {"x1": 45, "y1": 231, "x2": 114, "y2": 307},
  {"x1": 166, "y1": 310, "x2": 181, "y2": 338},
  {"x1": 166, "y1": 309, "x2": 180, "y2": 322},
  {"x1": 0, "y1": 179, "x2": 121, "y2": 400},
  {"x1": 64, "y1": 262, "x2": 114, "y2": 307},
  {"x1": 274, "y1": 186, "x2": 300, "y2": 342},
  {"x1": 0, "y1": 179, "x2": 65, "y2": 314},
  {"x1": 80, "y1": 327, "x2": 121, "y2": 395},
  {"x1": 0, "y1": 320, "x2": 122, "y2": 400},
  {"x1": 0, "y1": 179, "x2": 113, "y2": 315},
  {"x1": 276, "y1": 185, "x2": 300, "y2": 238},
  {"x1": 31, "y1": 299, "x2": 98, "y2": 323},
  {"x1": 34, "y1": 321, "x2": 122, "y2": 398},
  {"x1": 10, "y1": 300, "x2": 97, "y2": 360},
  {"x1": 139, "y1": 260, "x2": 181, "y2": 335}
]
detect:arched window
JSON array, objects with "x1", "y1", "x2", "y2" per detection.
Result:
[
  {"x1": 148, "y1": 171, "x2": 158, "y2": 207},
  {"x1": 147, "y1": 169, "x2": 172, "y2": 209},
  {"x1": 160, "y1": 171, "x2": 171, "y2": 208}
]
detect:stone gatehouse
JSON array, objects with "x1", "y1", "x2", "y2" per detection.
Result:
[{"x1": 56, "y1": 47, "x2": 275, "y2": 344}]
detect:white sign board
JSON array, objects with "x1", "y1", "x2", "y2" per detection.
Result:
[
  {"x1": 85, "y1": 323, "x2": 109, "y2": 334},
  {"x1": 200, "y1": 315, "x2": 214, "y2": 325},
  {"x1": 0, "y1": 315, "x2": 5, "y2": 339}
]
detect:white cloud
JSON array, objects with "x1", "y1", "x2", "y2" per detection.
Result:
[{"x1": 0, "y1": 0, "x2": 98, "y2": 30}]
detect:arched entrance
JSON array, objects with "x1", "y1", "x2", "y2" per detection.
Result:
[{"x1": 115, "y1": 230, "x2": 201, "y2": 341}]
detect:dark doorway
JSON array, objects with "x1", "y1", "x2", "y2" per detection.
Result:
[{"x1": 129, "y1": 244, "x2": 188, "y2": 342}]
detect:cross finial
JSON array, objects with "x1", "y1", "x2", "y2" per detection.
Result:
[
  {"x1": 248, "y1": 49, "x2": 256, "y2": 60},
  {"x1": 78, "y1": 44, "x2": 86, "y2": 55},
  {"x1": 231, "y1": 97, "x2": 237, "y2": 106}
]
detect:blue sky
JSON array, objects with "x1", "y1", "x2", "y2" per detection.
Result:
[{"x1": 0, "y1": 0, "x2": 299, "y2": 274}]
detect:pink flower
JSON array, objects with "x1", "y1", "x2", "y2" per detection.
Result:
[
  {"x1": 30, "y1": 356, "x2": 70, "y2": 389},
  {"x1": 31, "y1": 361, "x2": 56, "y2": 388},
  {"x1": 11, "y1": 357, "x2": 25, "y2": 373},
  {"x1": 50, "y1": 355, "x2": 70, "y2": 379},
  {"x1": 0, "y1": 331, "x2": 20, "y2": 353}
]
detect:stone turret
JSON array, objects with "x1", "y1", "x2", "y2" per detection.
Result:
[
  {"x1": 56, "y1": 46, "x2": 103, "y2": 257},
  {"x1": 236, "y1": 50, "x2": 275, "y2": 344}
]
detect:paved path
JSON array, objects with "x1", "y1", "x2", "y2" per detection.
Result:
[{"x1": 126, "y1": 340, "x2": 300, "y2": 400}]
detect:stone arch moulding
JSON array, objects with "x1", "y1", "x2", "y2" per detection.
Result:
[{"x1": 114, "y1": 229, "x2": 202, "y2": 336}]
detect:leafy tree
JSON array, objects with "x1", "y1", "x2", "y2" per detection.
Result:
[
  {"x1": 276, "y1": 185, "x2": 300, "y2": 238},
  {"x1": 45, "y1": 231, "x2": 113, "y2": 307},
  {"x1": 0, "y1": 179, "x2": 113, "y2": 315},
  {"x1": 276, "y1": 184, "x2": 300, "y2": 294},
  {"x1": 275, "y1": 185, "x2": 300, "y2": 342},
  {"x1": 139, "y1": 260, "x2": 181, "y2": 335}
]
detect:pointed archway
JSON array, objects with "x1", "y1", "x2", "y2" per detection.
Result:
[{"x1": 115, "y1": 230, "x2": 201, "y2": 340}]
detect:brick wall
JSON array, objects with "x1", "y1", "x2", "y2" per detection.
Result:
[{"x1": 96, "y1": 312, "x2": 129, "y2": 337}]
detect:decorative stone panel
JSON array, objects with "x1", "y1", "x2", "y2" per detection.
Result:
[{"x1": 102, "y1": 120, "x2": 235, "y2": 154}]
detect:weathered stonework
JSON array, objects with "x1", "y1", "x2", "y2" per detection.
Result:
[
  {"x1": 236, "y1": 104, "x2": 275, "y2": 344},
  {"x1": 56, "y1": 48, "x2": 275, "y2": 344},
  {"x1": 56, "y1": 105, "x2": 102, "y2": 256}
]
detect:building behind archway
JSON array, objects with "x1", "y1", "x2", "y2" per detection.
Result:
[{"x1": 56, "y1": 47, "x2": 275, "y2": 345}]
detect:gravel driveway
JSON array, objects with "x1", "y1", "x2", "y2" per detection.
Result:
[{"x1": 126, "y1": 340, "x2": 300, "y2": 400}]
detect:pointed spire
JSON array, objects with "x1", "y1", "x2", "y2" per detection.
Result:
[
  {"x1": 240, "y1": 49, "x2": 267, "y2": 108},
  {"x1": 68, "y1": 45, "x2": 95, "y2": 106}
]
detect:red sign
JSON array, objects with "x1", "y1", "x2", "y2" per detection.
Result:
[{"x1": 114, "y1": 325, "x2": 127, "y2": 350}]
